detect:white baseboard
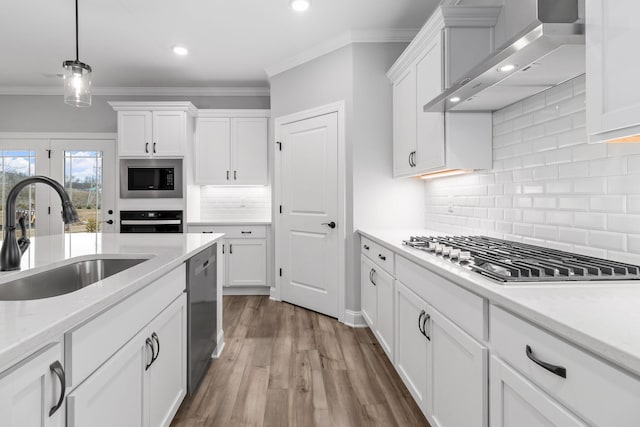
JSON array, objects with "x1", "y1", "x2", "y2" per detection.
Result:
[
  {"x1": 269, "y1": 286, "x2": 280, "y2": 301},
  {"x1": 212, "y1": 329, "x2": 225, "y2": 359},
  {"x1": 343, "y1": 309, "x2": 368, "y2": 328},
  {"x1": 223, "y1": 286, "x2": 271, "y2": 296}
]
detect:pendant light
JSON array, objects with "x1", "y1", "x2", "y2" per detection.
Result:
[{"x1": 63, "y1": 0, "x2": 92, "y2": 107}]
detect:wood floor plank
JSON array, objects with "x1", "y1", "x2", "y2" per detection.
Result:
[{"x1": 171, "y1": 296, "x2": 430, "y2": 427}]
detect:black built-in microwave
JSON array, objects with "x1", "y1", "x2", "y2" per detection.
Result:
[{"x1": 120, "y1": 159, "x2": 183, "y2": 199}]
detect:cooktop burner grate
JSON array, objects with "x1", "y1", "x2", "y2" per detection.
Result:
[{"x1": 403, "y1": 235, "x2": 640, "y2": 283}]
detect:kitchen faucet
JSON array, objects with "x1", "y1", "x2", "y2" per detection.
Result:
[{"x1": 0, "y1": 176, "x2": 79, "y2": 271}]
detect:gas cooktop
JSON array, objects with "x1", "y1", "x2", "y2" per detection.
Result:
[{"x1": 403, "y1": 235, "x2": 640, "y2": 283}]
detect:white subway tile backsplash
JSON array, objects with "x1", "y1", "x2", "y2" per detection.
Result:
[
  {"x1": 589, "y1": 230, "x2": 626, "y2": 251},
  {"x1": 424, "y1": 76, "x2": 640, "y2": 265},
  {"x1": 200, "y1": 186, "x2": 271, "y2": 221},
  {"x1": 588, "y1": 157, "x2": 627, "y2": 177},
  {"x1": 546, "y1": 82, "x2": 574, "y2": 104},
  {"x1": 589, "y1": 196, "x2": 626, "y2": 213}
]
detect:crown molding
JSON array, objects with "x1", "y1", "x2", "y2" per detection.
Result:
[
  {"x1": 265, "y1": 28, "x2": 419, "y2": 78},
  {"x1": 108, "y1": 101, "x2": 198, "y2": 116},
  {"x1": 0, "y1": 86, "x2": 270, "y2": 97}
]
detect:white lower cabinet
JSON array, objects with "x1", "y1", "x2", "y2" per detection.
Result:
[
  {"x1": 395, "y1": 281, "x2": 430, "y2": 412},
  {"x1": 68, "y1": 294, "x2": 187, "y2": 427},
  {"x1": 0, "y1": 343, "x2": 65, "y2": 427},
  {"x1": 428, "y1": 307, "x2": 487, "y2": 427},
  {"x1": 490, "y1": 356, "x2": 587, "y2": 427},
  {"x1": 361, "y1": 256, "x2": 377, "y2": 328},
  {"x1": 361, "y1": 255, "x2": 394, "y2": 359},
  {"x1": 67, "y1": 328, "x2": 148, "y2": 427},
  {"x1": 226, "y1": 239, "x2": 267, "y2": 287},
  {"x1": 147, "y1": 294, "x2": 187, "y2": 427},
  {"x1": 395, "y1": 280, "x2": 487, "y2": 427}
]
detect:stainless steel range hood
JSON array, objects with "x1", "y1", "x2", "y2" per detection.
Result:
[{"x1": 424, "y1": 0, "x2": 584, "y2": 113}]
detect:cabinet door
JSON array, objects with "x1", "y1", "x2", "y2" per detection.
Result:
[
  {"x1": 0, "y1": 343, "x2": 65, "y2": 427},
  {"x1": 428, "y1": 307, "x2": 487, "y2": 427},
  {"x1": 227, "y1": 239, "x2": 267, "y2": 287},
  {"x1": 361, "y1": 256, "x2": 377, "y2": 329},
  {"x1": 416, "y1": 35, "x2": 445, "y2": 172},
  {"x1": 152, "y1": 111, "x2": 186, "y2": 157},
  {"x1": 373, "y1": 266, "x2": 394, "y2": 360},
  {"x1": 587, "y1": 1, "x2": 640, "y2": 141},
  {"x1": 395, "y1": 281, "x2": 429, "y2": 413},
  {"x1": 194, "y1": 118, "x2": 231, "y2": 184},
  {"x1": 232, "y1": 118, "x2": 268, "y2": 185},
  {"x1": 147, "y1": 295, "x2": 187, "y2": 427},
  {"x1": 490, "y1": 356, "x2": 587, "y2": 427},
  {"x1": 393, "y1": 67, "x2": 417, "y2": 177},
  {"x1": 118, "y1": 111, "x2": 152, "y2": 157},
  {"x1": 67, "y1": 329, "x2": 150, "y2": 427}
]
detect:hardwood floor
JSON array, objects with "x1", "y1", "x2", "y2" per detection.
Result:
[{"x1": 171, "y1": 296, "x2": 430, "y2": 427}]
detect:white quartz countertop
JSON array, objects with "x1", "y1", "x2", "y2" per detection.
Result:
[
  {"x1": 187, "y1": 220, "x2": 271, "y2": 226},
  {"x1": 359, "y1": 228, "x2": 640, "y2": 377},
  {"x1": 0, "y1": 232, "x2": 223, "y2": 372}
]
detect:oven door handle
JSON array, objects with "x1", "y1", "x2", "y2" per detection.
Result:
[{"x1": 120, "y1": 220, "x2": 182, "y2": 225}]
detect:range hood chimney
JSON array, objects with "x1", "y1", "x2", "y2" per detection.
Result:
[{"x1": 424, "y1": 0, "x2": 584, "y2": 113}]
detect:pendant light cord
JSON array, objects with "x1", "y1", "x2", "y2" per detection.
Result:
[{"x1": 75, "y1": 0, "x2": 79, "y2": 61}]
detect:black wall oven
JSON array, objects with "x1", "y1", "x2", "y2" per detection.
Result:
[
  {"x1": 120, "y1": 210, "x2": 183, "y2": 233},
  {"x1": 120, "y1": 159, "x2": 183, "y2": 199}
]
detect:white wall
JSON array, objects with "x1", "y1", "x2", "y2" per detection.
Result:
[
  {"x1": 0, "y1": 94, "x2": 270, "y2": 132},
  {"x1": 424, "y1": 75, "x2": 640, "y2": 266},
  {"x1": 270, "y1": 43, "x2": 424, "y2": 313}
]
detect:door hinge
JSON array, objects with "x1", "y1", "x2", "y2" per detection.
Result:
[
  {"x1": 276, "y1": 141, "x2": 282, "y2": 151},
  {"x1": 279, "y1": 268, "x2": 282, "y2": 277},
  {"x1": 48, "y1": 206, "x2": 51, "y2": 215},
  {"x1": 46, "y1": 149, "x2": 52, "y2": 159},
  {"x1": 279, "y1": 205, "x2": 282, "y2": 214}
]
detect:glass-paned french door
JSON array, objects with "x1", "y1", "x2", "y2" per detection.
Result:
[{"x1": 0, "y1": 138, "x2": 115, "y2": 237}]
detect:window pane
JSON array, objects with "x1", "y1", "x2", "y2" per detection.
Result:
[
  {"x1": 64, "y1": 150, "x2": 103, "y2": 234},
  {"x1": 0, "y1": 150, "x2": 37, "y2": 238}
]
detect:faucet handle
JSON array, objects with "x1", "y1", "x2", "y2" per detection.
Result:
[{"x1": 17, "y1": 214, "x2": 27, "y2": 237}]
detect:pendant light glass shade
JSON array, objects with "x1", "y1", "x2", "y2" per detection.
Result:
[
  {"x1": 63, "y1": 60, "x2": 92, "y2": 107},
  {"x1": 63, "y1": 0, "x2": 92, "y2": 107}
]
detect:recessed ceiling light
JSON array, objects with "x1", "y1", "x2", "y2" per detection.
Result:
[
  {"x1": 172, "y1": 46, "x2": 189, "y2": 56},
  {"x1": 450, "y1": 96, "x2": 461, "y2": 103},
  {"x1": 498, "y1": 64, "x2": 516, "y2": 72},
  {"x1": 290, "y1": 0, "x2": 311, "y2": 12}
]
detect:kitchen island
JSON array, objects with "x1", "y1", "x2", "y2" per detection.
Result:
[{"x1": 0, "y1": 232, "x2": 224, "y2": 427}]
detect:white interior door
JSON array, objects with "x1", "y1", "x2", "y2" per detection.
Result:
[
  {"x1": 49, "y1": 139, "x2": 116, "y2": 235},
  {"x1": 278, "y1": 112, "x2": 339, "y2": 318}
]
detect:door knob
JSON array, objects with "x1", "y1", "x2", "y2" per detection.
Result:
[{"x1": 322, "y1": 221, "x2": 336, "y2": 229}]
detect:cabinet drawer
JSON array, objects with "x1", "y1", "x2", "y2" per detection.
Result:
[
  {"x1": 361, "y1": 237, "x2": 394, "y2": 275},
  {"x1": 65, "y1": 265, "x2": 186, "y2": 389},
  {"x1": 491, "y1": 305, "x2": 640, "y2": 427},
  {"x1": 189, "y1": 225, "x2": 266, "y2": 239},
  {"x1": 396, "y1": 255, "x2": 486, "y2": 341}
]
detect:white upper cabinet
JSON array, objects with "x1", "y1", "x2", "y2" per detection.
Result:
[
  {"x1": 195, "y1": 118, "x2": 231, "y2": 185},
  {"x1": 387, "y1": 6, "x2": 498, "y2": 178},
  {"x1": 110, "y1": 102, "x2": 196, "y2": 158},
  {"x1": 587, "y1": 1, "x2": 640, "y2": 142},
  {"x1": 232, "y1": 118, "x2": 269, "y2": 185},
  {"x1": 393, "y1": 68, "x2": 418, "y2": 177},
  {"x1": 195, "y1": 110, "x2": 270, "y2": 186}
]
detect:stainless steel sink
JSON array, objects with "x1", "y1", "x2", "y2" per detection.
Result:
[{"x1": 0, "y1": 258, "x2": 147, "y2": 301}]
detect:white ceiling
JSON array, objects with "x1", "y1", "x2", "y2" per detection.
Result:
[{"x1": 0, "y1": 0, "x2": 439, "y2": 89}]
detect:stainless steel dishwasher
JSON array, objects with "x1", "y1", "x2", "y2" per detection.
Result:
[{"x1": 186, "y1": 243, "x2": 217, "y2": 394}]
